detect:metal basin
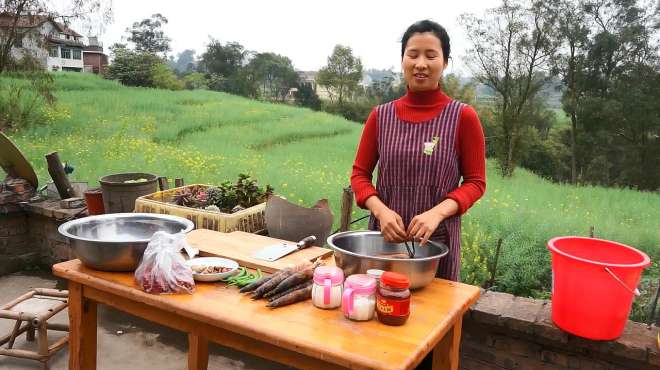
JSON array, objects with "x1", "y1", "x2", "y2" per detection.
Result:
[
  {"x1": 327, "y1": 231, "x2": 449, "y2": 289},
  {"x1": 58, "y1": 213, "x2": 194, "y2": 271}
]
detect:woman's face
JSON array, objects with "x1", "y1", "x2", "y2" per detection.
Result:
[{"x1": 402, "y1": 32, "x2": 447, "y2": 92}]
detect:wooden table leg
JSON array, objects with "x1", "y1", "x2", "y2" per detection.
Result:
[
  {"x1": 432, "y1": 315, "x2": 463, "y2": 370},
  {"x1": 188, "y1": 333, "x2": 209, "y2": 370},
  {"x1": 68, "y1": 282, "x2": 97, "y2": 370}
]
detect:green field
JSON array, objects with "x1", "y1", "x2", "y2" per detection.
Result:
[{"x1": 4, "y1": 73, "x2": 659, "y2": 321}]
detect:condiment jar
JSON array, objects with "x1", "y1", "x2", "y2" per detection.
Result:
[
  {"x1": 376, "y1": 272, "x2": 411, "y2": 326},
  {"x1": 366, "y1": 269, "x2": 384, "y2": 284},
  {"x1": 342, "y1": 274, "x2": 376, "y2": 321},
  {"x1": 312, "y1": 266, "x2": 344, "y2": 309}
]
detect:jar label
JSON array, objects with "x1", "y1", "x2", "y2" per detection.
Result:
[{"x1": 377, "y1": 296, "x2": 410, "y2": 316}]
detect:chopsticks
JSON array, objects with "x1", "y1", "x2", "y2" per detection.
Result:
[{"x1": 403, "y1": 239, "x2": 416, "y2": 258}]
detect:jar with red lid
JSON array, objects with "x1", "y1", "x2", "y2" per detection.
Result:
[{"x1": 376, "y1": 272, "x2": 411, "y2": 326}]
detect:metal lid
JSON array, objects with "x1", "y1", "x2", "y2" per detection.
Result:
[
  {"x1": 0, "y1": 131, "x2": 38, "y2": 188},
  {"x1": 366, "y1": 269, "x2": 385, "y2": 279}
]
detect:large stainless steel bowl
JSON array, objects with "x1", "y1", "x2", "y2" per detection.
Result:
[
  {"x1": 327, "y1": 231, "x2": 449, "y2": 289},
  {"x1": 58, "y1": 213, "x2": 194, "y2": 271}
]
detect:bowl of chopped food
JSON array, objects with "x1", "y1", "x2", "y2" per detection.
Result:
[
  {"x1": 185, "y1": 257, "x2": 239, "y2": 282},
  {"x1": 327, "y1": 231, "x2": 449, "y2": 289}
]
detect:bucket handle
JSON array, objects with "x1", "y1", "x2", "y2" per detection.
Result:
[{"x1": 604, "y1": 267, "x2": 641, "y2": 297}]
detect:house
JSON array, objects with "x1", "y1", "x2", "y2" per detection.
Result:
[
  {"x1": 297, "y1": 71, "x2": 318, "y2": 91},
  {"x1": 83, "y1": 36, "x2": 108, "y2": 75},
  {"x1": 360, "y1": 69, "x2": 403, "y2": 88},
  {"x1": 0, "y1": 14, "x2": 106, "y2": 74}
]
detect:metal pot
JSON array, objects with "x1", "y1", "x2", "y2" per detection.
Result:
[
  {"x1": 58, "y1": 213, "x2": 194, "y2": 271},
  {"x1": 327, "y1": 231, "x2": 449, "y2": 289}
]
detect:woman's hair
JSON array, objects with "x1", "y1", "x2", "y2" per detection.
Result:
[{"x1": 401, "y1": 20, "x2": 450, "y2": 63}]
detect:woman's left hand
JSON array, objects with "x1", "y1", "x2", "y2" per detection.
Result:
[
  {"x1": 407, "y1": 199, "x2": 459, "y2": 245},
  {"x1": 407, "y1": 209, "x2": 444, "y2": 246}
]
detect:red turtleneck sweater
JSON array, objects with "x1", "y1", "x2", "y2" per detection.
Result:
[{"x1": 351, "y1": 88, "x2": 486, "y2": 215}]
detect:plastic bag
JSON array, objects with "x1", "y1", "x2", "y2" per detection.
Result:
[{"x1": 135, "y1": 231, "x2": 195, "y2": 294}]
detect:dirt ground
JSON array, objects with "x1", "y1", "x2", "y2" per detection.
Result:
[{"x1": 0, "y1": 272, "x2": 293, "y2": 370}]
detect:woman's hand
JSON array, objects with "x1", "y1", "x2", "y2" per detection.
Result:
[
  {"x1": 365, "y1": 196, "x2": 407, "y2": 243},
  {"x1": 408, "y1": 199, "x2": 460, "y2": 245},
  {"x1": 375, "y1": 207, "x2": 408, "y2": 243},
  {"x1": 407, "y1": 209, "x2": 443, "y2": 245}
]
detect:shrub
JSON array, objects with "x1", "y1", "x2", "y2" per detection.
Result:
[
  {"x1": 106, "y1": 46, "x2": 184, "y2": 91},
  {"x1": 322, "y1": 100, "x2": 374, "y2": 123},
  {"x1": 0, "y1": 72, "x2": 54, "y2": 130},
  {"x1": 151, "y1": 63, "x2": 183, "y2": 90},
  {"x1": 183, "y1": 72, "x2": 208, "y2": 90}
]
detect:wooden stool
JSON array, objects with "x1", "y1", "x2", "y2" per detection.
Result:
[{"x1": 0, "y1": 288, "x2": 69, "y2": 370}]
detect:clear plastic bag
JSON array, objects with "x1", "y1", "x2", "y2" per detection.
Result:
[{"x1": 135, "y1": 231, "x2": 195, "y2": 294}]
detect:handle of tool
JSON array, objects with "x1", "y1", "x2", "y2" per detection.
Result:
[{"x1": 297, "y1": 235, "x2": 317, "y2": 250}]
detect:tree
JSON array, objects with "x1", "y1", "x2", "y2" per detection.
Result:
[
  {"x1": 170, "y1": 49, "x2": 195, "y2": 75},
  {"x1": 549, "y1": 0, "x2": 590, "y2": 184},
  {"x1": 183, "y1": 72, "x2": 208, "y2": 90},
  {"x1": 199, "y1": 39, "x2": 245, "y2": 78},
  {"x1": 460, "y1": 0, "x2": 557, "y2": 177},
  {"x1": 126, "y1": 13, "x2": 170, "y2": 55},
  {"x1": 106, "y1": 43, "x2": 160, "y2": 87},
  {"x1": 198, "y1": 39, "x2": 249, "y2": 94},
  {"x1": 0, "y1": 0, "x2": 112, "y2": 72},
  {"x1": 247, "y1": 52, "x2": 299, "y2": 101},
  {"x1": 443, "y1": 74, "x2": 477, "y2": 106},
  {"x1": 577, "y1": 0, "x2": 660, "y2": 190},
  {"x1": 295, "y1": 82, "x2": 321, "y2": 110},
  {"x1": 316, "y1": 45, "x2": 363, "y2": 105}
]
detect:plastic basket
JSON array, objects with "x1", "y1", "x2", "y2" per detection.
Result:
[{"x1": 134, "y1": 184, "x2": 266, "y2": 233}]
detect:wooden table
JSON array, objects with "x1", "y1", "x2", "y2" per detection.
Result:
[{"x1": 53, "y1": 259, "x2": 480, "y2": 370}]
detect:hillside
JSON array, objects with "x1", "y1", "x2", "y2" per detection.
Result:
[{"x1": 4, "y1": 72, "x2": 659, "y2": 320}]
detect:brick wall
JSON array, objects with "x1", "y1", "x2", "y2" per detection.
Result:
[
  {"x1": 0, "y1": 200, "x2": 78, "y2": 276},
  {"x1": 0, "y1": 209, "x2": 33, "y2": 275},
  {"x1": 461, "y1": 291, "x2": 660, "y2": 370},
  {"x1": 26, "y1": 213, "x2": 74, "y2": 263}
]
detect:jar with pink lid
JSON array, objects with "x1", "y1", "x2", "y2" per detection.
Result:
[
  {"x1": 342, "y1": 274, "x2": 377, "y2": 321},
  {"x1": 312, "y1": 266, "x2": 344, "y2": 309}
]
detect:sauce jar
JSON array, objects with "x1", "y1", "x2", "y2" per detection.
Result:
[
  {"x1": 312, "y1": 266, "x2": 344, "y2": 309},
  {"x1": 376, "y1": 272, "x2": 411, "y2": 326},
  {"x1": 342, "y1": 274, "x2": 376, "y2": 321}
]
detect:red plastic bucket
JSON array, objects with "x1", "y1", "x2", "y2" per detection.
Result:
[{"x1": 547, "y1": 237, "x2": 650, "y2": 340}]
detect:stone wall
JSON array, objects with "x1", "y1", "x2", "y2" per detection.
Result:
[
  {"x1": 461, "y1": 291, "x2": 660, "y2": 370},
  {"x1": 27, "y1": 213, "x2": 74, "y2": 263},
  {"x1": 0, "y1": 199, "x2": 79, "y2": 275},
  {"x1": 0, "y1": 208, "x2": 32, "y2": 275}
]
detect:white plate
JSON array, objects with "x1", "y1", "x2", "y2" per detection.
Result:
[{"x1": 185, "y1": 257, "x2": 239, "y2": 282}]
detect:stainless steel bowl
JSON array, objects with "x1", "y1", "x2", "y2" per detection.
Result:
[
  {"x1": 327, "y1": 231, "x2": 449, "y2": 289},
  {"x1": 58, "y1": 213, "x2": 194, "y2": 271}
]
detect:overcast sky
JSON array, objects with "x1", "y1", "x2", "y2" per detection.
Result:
[{"x1": 73, "y1": 0, "x2": 501, "y2": 73}]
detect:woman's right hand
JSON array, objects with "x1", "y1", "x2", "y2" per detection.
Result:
[
  {"x1": 374, "y1": 207, "x2": 408, "y2": 243},
  {"x1": 365, "y1": 196, "x2": 407, "y2": 243}
]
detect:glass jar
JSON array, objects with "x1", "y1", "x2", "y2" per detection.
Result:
[
  {"x1": 376, "y1": 272, "x2": 411, "y2": 326},
  {"x1": 366, "y1": 269, "x2": 384, "y2": 284},
  {"x1": 342, "y1": 274, "x2": 376, "y2": 321},
  {"x1": 312, "y1": 266, "x2": 344, "y2": 309}
]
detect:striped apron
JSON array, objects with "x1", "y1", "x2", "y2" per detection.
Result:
[{"x1": 368, "y1": 100, "x2": 465, "y2": 281}]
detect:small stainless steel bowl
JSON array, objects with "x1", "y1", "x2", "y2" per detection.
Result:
[
  {"x1": 327, "y1": 230, "x2": 449, "y2": 289},
  {"x1": 58, "y1": 213, "x2": 194, "y2": 271}
]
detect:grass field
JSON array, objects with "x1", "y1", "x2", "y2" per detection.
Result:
[{"x1": 4, "y1": 72, "x2": 659, "y2": 321}]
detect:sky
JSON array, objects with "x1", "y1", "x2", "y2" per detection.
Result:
[{"x1": 70, "y1": 0, "x2": 501, "y2": 74}]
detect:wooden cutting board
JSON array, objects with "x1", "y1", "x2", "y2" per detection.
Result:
[{"x1": 186, "y1": 229, "x2": 333, "y2": 273}]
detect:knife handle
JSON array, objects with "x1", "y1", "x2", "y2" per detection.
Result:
[{"x1": 297, "y1": 235, "x2": 317, "y2": 249}]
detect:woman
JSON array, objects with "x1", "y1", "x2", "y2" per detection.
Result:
[{"x1": 350, "y1": 20, "x2": 486, "y2": 281}]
